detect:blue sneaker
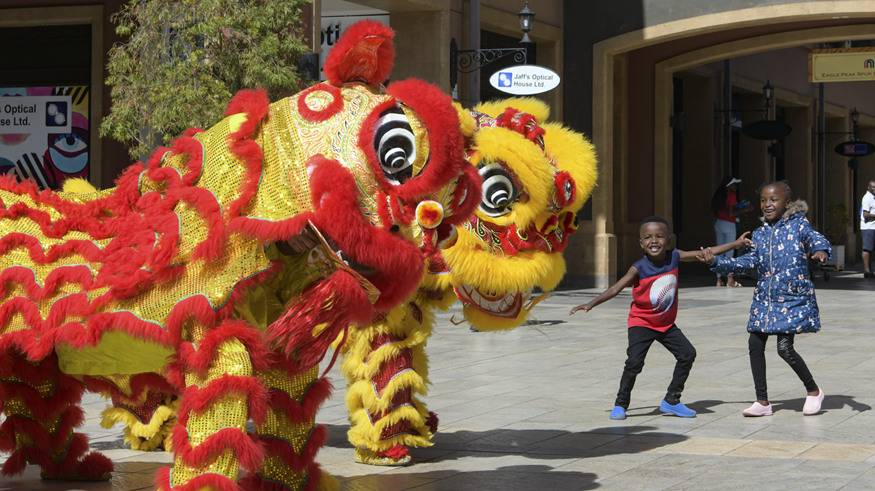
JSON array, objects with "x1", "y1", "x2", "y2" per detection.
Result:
[
  {"x1": 609, "y1": 406, "x2": 627, "y2": 420},
  {"x1": 659, "y1": 399, "x2": 696, "y2": 418}
]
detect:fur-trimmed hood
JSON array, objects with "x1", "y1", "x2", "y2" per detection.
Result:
[{"x1": 760, "y1": 199, "x2": 808, "y2": 222}]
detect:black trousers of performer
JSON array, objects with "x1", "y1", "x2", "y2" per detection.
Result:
[
  {"x1": 615, "y1": 325, "x2": 697, "y2": 409},
  {"x1": 748, "y1": 332, "x2": 818, "y2": 402}
]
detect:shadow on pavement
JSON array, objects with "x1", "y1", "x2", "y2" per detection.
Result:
[
  {"x1": 342, "y1": 465, "x2": 600, "y2": 490},
  {"x1": 771, "y1": 394, "x2": 871, "y2": 413},
  {"x1": 324, "y1": 424, "x2": 686, "y2": 461}
]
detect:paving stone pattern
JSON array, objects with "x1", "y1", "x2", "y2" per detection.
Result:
[{"x1": 3, "y1": 273, "x2": 875, "y2": 490}]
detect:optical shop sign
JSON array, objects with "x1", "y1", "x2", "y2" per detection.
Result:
[
  {"x1": 0, "y1": 96, "x2": 72, "y2": 134},
  {"x1": 490, "y1": 65, "x2": 560, "y2": 95},
  {"x1": 809, "y1": 48, "x2": 875, "y2": 83}
]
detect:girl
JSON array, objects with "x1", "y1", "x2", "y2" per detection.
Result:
[{"x1": 701, "y1": 181, "x2": 830, "y2": 417}]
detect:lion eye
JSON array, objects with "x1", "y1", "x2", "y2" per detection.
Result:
[
  {"x1": 374, "y1": 106, "x2": 416, "y2": 185},
  {"x1": 478, "y1": 163, "x2": 517, "y2": 217}
]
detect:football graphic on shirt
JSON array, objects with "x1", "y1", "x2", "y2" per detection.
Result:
[{"x1": 649, "y1": 274, "x2": 677, "y2": 313}]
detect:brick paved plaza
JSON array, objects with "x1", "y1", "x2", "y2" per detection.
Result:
[{"x1": 2, "y1": 272, "x2": 875, "y2": 490}]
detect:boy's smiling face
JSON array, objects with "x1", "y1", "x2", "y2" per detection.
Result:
[{"x1": 639, "y1": 221, "x2": 670, "y2": 259}]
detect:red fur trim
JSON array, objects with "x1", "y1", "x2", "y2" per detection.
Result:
[
  {"x1": 307, "y1": 157, "x2": 423, "y2": 312},
  {"x1": 239, "y1": 463, "x2": 322, "y2": 491},
  {"x1": 155, "y1": 466, "x2": 240, "y2": 491},
  {"x1": 384, "y1": 79, "x2": 466, "y2": 204},
  {"x1": 259, "y1": 424, "x2": 327, "y2": 473},
  {"x1": 446, "y1": 164, "x2": 481, "y2": 226},
  {"x1": 176, "y1": 374, "x2": 267, "y2": 425},
  {"x1": 215, "y1": 261, "x2": 283, "y2": 320},
  {"x1": 177, "y1": 320, "x2": 272, "y2": 376},
  {"x1": 224, "y1": 89, "x2": 269, "y2": 221},
  {"x1": 266, "y1": 376, "x2": 332, "y2": 424},
  {"x1": 1, "y1": 408, "x2": 83, "y2": 454},
  {"x1": 229, "y1": 213, "x2": 313, "y2": 243},
  {"x1": 297, "y1": 83, "x2": 344, "y2": 122},
  {"x1": 1, "y1": 449, "x2": 25, "y2": 476},
  {"x1": 323, "y1": 20, "x2": 394, "y2": 86},
  {"x1": 171, "y1": 425, "x2": 263, "y2": 471},
  {"x1": 82, "y1": 372, "x2": 177, "y2": 403}
]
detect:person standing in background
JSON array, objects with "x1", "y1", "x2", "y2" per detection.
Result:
[
  {"x1": 861, "y1": 180, "x2": 875, "y2": 279},
  {"x1": 711, "y1": 177, "x2": 752, "y2": 287}
]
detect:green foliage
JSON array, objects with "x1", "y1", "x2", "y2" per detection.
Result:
[{"x1": 101, "y1": 0, "x2": 311, "y2": 158}]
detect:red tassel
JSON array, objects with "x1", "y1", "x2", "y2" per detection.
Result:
[{"x1": 267, "y1": 269, "x2": 371, "y2": 371}]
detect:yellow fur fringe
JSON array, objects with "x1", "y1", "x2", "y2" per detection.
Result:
[
  {"x1": 101, "y1": 403, "x2": 177, "y2": 452},
  {"x1": 342, "y1": 292, "x2": 441, "y2": 453}
]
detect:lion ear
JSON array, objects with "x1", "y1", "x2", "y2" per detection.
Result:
[
  {"x1": 454, "y1": 102, "x2": 477, "y2": 138},
  {"x1": 323, "y1": 20, "x2": 395, "y2": 86},
  {"x1": 474, "y1": 97, "x2": 550, "y2": 122}
]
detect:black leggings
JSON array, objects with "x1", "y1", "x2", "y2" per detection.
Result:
[
  {"x1": 615, "y1": 325, "x2": 697, "y2": 409},
  {"x1": 748, "y1": 332, "x2": 818, "y2": 402}
]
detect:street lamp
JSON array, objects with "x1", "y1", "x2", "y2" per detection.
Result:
[
  {"x1": 518, "y1": 1, "x2": 534, "y2": 44},
  {"x1": 852, "y1": 107, "x2": 860, "y2": 140},
  {"x1": 762, "y1": 80, "x2": 773, "y2": 108},
  {"x1": 449, "y1": 1, "x2": 534, "y2": 98}
]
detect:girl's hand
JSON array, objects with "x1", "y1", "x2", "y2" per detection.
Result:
[
  {"x1": 812, "y1": 250, "x2": 828, "y2": 263},
  {"x1": 570, "y1": 304, "x2": 593, "y2": 315},
  {"x1": 734, "y1": 231, "x2": 752, "y2": 248},
  {"x1": 698, "y1": 247, "x2": 716, "y2": 265}
]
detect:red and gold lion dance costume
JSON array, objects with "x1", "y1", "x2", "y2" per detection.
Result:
[
  {"x1": 342, "y1": 98, "x2": 598, "y2": 465},
  {"x1": 0, "y1": 21, "x2": 479, "y2": 490}
]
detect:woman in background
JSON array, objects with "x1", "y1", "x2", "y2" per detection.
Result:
[{"x1": 711, "y1": 176, "x2": 751, "y2": 287}]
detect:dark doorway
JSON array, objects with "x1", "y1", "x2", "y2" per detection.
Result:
[{"x1": 0, "y1": 25, "x2": 90, "y2": 86}]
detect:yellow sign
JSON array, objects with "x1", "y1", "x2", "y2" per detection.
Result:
[{"x1": 809, "y1": 48, "x2": 875, "y2": 83}]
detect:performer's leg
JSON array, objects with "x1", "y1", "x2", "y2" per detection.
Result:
[
  {"x1": 242, "y1": 358, "x2": 337, "y2": 491},
  {"x1": 343, "y1": 302, "x2": 435, "y2": 466},
  {"x1": 0, "y1": 351, "x2": 112, "y2": 480},
  {"x1": 158, "y1": 334, "x2": 264, "y2": 490}
]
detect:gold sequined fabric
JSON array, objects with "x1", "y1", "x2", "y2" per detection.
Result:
[
  {"x1": 254, "y1": 365, "x2": 318, "y2": 487},
  {"x1": 171, "y1": 339, "x2": 252, "y2": 486}
]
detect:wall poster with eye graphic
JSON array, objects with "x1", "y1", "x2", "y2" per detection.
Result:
[{"x1": 0, "y1": 86, "x2": 90, "y2": 190}]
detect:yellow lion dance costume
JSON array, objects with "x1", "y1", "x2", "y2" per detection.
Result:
[
  {"x1": 0, "y1": 21, "x2": 479, "y2": 490},
  {"x1": 342, "y1": 98, "x2": 597, "y2": 465}
]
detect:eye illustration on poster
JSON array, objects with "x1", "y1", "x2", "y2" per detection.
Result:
[{"x1": 0, "y1": 86, "x2": 90, "y2": 189}]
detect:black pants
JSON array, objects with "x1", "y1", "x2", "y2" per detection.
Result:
[
  {"x1": 615, "y1": 325, "x2": 696, "y2": 409},
  {"x1": 748, "y1": 332, "x2": 818, "y2": 402}
]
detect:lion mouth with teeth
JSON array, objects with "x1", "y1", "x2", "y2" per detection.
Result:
[
  {"x1": 441, "y1": 99, "x2": 597, "y2": 331},
  {"x1": 454, "y1": 285, "x2": 531, "y2": 318}
]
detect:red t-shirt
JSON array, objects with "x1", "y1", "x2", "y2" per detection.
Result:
[
  {"x1": 716, "y1": 191, "x2": 737, "y2": 223},
  {"x1": 627, "y1": 250, "x2": 680, "y2": 332}
]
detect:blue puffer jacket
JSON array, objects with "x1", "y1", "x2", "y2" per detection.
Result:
[{"x1": 712, "y1": 200, "x2": 831, "y2": 334}]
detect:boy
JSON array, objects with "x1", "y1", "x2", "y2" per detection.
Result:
[{"x1": 570, "y1": 216, "x2": 749, "y2": 420}]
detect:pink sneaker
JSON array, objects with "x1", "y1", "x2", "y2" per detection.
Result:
[
  {"x1": 803, "y1": 389, "x2": 824, "y2": 415},
  {"x1": 742, "y1": 401, "x2": 773, "y2": 417}
]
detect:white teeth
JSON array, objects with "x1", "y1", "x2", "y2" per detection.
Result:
[{"x1": 459, "y1": 284, "x2": 527, "y2": 317}]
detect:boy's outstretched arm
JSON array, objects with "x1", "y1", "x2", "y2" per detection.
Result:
[
  {"x1": 678, "y1": 231, "x2": 751, "y2": 262},
  {"x1": 569, "y1": 266, "x2": 638, "y2": 315},
  {"x1": 699, "y1": 244, "x2": 758, "y2": 274}
]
